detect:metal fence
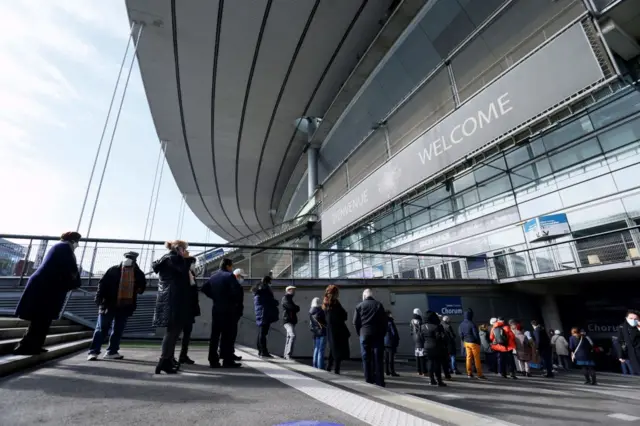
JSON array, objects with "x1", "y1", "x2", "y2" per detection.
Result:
[{"x1": 0, "y1": 234, "x2": 488, "y2": 285}]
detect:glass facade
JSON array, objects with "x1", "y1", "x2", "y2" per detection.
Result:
[{"x1": 318, "y1": 89, "x2": 640, "y2": 279}]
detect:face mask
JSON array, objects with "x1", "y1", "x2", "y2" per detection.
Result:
[
  {"x1": 237, "y1": 277, "x2": 244, "y2": 284},
  {"x1": 71, "y1": 242, "x2": 79, "y2": 250},
  {"x1": 627, "y1": 318, "x2": 638, "y2": 327},
  {"x1": 123, "y1": 258, "x2": 134, "y2": 267}
]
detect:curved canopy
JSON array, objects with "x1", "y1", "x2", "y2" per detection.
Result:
[{"x1": 126, "y1": 0, "x2": 395, "y2": 241}]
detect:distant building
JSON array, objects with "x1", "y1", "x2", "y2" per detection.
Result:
[{"x1": 0, "y1": 239, "x2": 26, "y2": 276}]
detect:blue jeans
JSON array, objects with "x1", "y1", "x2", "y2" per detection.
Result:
[
  {"x1": 88, "y1": 312, "x2": 127, "y2": 355},
  {"x1": 313, "y1": 336, "x2": 326, "y2": 369},
  {"x1": 621, "y1": 359, "x2": 635, "y2": 375},
  {"x1": 360, "y1": 336, "x2": 385, "y2": 387},
  {"x1": 449, "y1": 354, "x2": 457, "y2": 372}
]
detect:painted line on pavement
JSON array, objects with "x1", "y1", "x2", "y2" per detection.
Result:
[
  {"x1": 608, "y1": 413, "x2": 640, "y2": 422},
  {"x1": 237, "y1": 348, "x2": 520, "y2": 426}
]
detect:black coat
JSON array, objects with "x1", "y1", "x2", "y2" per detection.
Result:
[
  {"x1": 619, "y1": 322, "x2": 640, "y2": 372},
  {"x1": 442, "y1": 322, "x2": 457, "y2": 354},
  {"x1": 282, "y1": 294, "x2": 300, "y2": 325},
  {"x1": 95, "y1": 263, "x2": 146, "y2": 317},
  {"x1": 232, "y1": 279, "x2": 244, "y2": 319},
  {"x1": 421, "y1": 312, "x2": 445, "y2": 358},
  {"x1": 252, "y1": 283, "x2": 279, "y2": 326},
  {"x1": 325, "y1": 301, "x2": 350, "y2": 360},
  {"x1": 202, "y1": 268, "x2": 238, "y2": 318},
  {"x1": 15, "y1": 242, "x2": 81, "y2": 321},
  {"x1": 410, "y1": 314, "x2": 424, "y2": 349},
  {"x1": 152, "y1": 251, "x2": 191, "y2": 328},
  {"x1": 384, "y1": 318, "x2": 400, "y2": 349},
  {"x1": 353, "y1": 297, "x2": 386, "y2": 339},
  {"x1": 309, "y1": 307, "x2": 326, "y2": 338}
]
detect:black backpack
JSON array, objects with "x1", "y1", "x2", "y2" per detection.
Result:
[{"x1": 493, "y1": 327, "x2": 507, "y2": 346}]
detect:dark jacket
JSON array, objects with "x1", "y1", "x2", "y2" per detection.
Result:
[
  {"x1": 201, "y1": 268, "x2": 237, "y2": 318},
  {"x1": 252, "y1": 283, "x2": 278, "y2": 327},
  {"x1": 421, "y1": 311, "x2": 445, "y2": 356},
  {"x1": 384, "y1": 317, "x2": 400, "y2": 349},
  {"x1": 533, "y1": 325, "x2": 552, "y2": 351},
  {"x1": 479, "y1": 329, "x2": 492, "y2": 353},
  {"x1": 353, "y1": 297, "x2": 386, "y2": 339},
  {"x1": 458, "y1": 309, "x2": 480, "y2": 345},
  {"x1": 309, "y1": 306, "x2": 326, "y2": 338},
  {"x1": 410, "y1": 314, "x2": 424, "y2": 349},
  {"x1": 442, "y1": 322, "x2": 457, "y2": 354},
  {"x1": 16, "y1": 242, "x2": 81, "y2": 321},
  {"x1": 325, "y1": 301, "x2": 350, "y2": 360},
  {"x1": 618, "y1": 322, "x2": 640, "y2": 372},
  {"x1": 282, "y1": 293, "x2": 300, "y2": 325},
  {"x1": 95, "y1": 262, "x2": 146, "y2": 317},
  {"x1": 232, "y1": 279, "x2": 244, "y2": 319},
  {"x1": 184, "y1": 257, "x2": 201, "y2": 322},
  {"x1": 152, "y1": 250, "x2": 191, "y2": 328},
  {"x1": 570, "y1": 334, "x2": 594, "y2": 363}
]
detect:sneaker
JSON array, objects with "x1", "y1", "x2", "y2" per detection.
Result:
[
  {"x1": 209, "y1": 362, "x2": 221, "y2": 369},
  {"x1": 222, "y1": 361, "x2": 242, "y2": 368},
  {"x1": 179, "y1": 356, "x2": 195, "y2": 365},
  {"x1": 467, "y1": 375, "x2": 474, "y2": 379},
  {"x1": 87, "y1": 354, "x2": 98, "y2": 361},
  {"x1": 233, "y1": 354, "x2": 243, "y2": 361},
  {"x1": 477, "y1": 375, "x2": 488, "y2": 380},
  {"x1": 260, "y1": 353, "x2": 274, "y2": 359},
  {"x1": 103, "y1": 353, "x2": 124, "y2": 360}
]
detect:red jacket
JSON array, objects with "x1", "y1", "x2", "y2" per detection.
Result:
[{"x1": 490, "y1": 321, "x2": 516, "y2": 352}]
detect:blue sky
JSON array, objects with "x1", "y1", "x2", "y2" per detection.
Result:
[{"x1": 0, "y1": 1, "x2": 225, "y2": 245}]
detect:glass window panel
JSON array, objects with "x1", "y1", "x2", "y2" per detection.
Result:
[
  {"x1": 553, "y1": 155, "x2": 610, "y2": 190},
  {"x1": 559, "y1": 174, "x2": 617, "y2": 208},
  {"x1": 613, "y1": 164, "x2": 640, "y2": 192},
  {"x1": 393, "y1": 26, "x2": 442, "y2": 85},
  {"x1": 518, "y1": 192, "x2": 563, "y2": 220},
  {"x1": 474, "y1": 157, "x2": 506, "y2": 183},
  {"x1": 428, "y1": 185, "x2": 450, "y2": 204},
  {"x1": 504, "y1": 139, "x2": 545, "y2": 168},
  {"x1": 606, "y1": 140, "x2": 640, "y2": 172},
  {"x1": 567, "y1": 199, "x2": 627, "y2": 231},
  {"x1": 455, "y1": 187, "x2": 479, "y2": 208},
  {"x1": 453, "y1": 172, "x2": 476, "y2": 193},
  {"x1": 410, "y1": 209, "x2": 431, "y2": 229},
  {"x1": 478, "y1": 174, "x2": 511, "y2": 201},
  {"x1": 548, "y1": 138, "x2": 602, "y2": 172},
  {"x1": 598, "y1": 117, "x2": 640, "y2": 152},
  {"x1": 511, "y1": 158, "x2": 552, "y2": 188},
  {"x1": 589, "y1": 91, "x2": 640, "y2": 129},
  {"x1": 542, "y1": 116, "x2": 594, "y2": 152},
  {"x1": 431, "y1": 199, "x2": 454, "y2": 221},
  {"x1": 622, "y1": 193, "x2": 640, "y2": 218}
]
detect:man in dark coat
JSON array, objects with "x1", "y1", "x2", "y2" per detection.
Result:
[
  {"x1": 282, "y1": 285, "x2": 300, "y2": 360},
  {"x1": 618, "y1": 310, "x2": 640, "y2": 374},
  {"x1": 229, "y1": 268, "x2": 246, "y2": 361},
  {"x1": 458, "y1": 309, "x2": 484, "y2": 379},
  {"x1": 202, "y1": 258, "x2": 241, "y2": 368},
  {"x1": 178, "y1": 251, "x2": 200, "y2": 365},
  {"x1": 532, "y1": 320, "x2": 554, "y2": 378},
  {"x1": 353, "y1": 288, "x2": 387, "y2": 387},
  {"x1": 14, "y1": 232, "x2": 82, "y2": 355},
  {"x1": 88, "y1": 252, "x2": 146, "y2": 361}
]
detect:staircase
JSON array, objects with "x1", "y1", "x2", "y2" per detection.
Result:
[{"x1": 0, "y1": 316, "x2": 92, "y2": 376}]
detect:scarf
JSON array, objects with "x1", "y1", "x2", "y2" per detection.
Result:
[{"x1": 117, "y1": 265, "x2": 135, "y2": 307}]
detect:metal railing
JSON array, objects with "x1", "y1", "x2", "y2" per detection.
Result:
[{"x1": 0, "y1": 234, "x2": 487, "y2": 285}]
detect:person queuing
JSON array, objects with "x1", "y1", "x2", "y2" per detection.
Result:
[
  {"x1": 152, "y1": 240, "x2": 192, "y2": 374},
  {"x1": 202, "y1": 258, "x2": 241, "y2": 368},
  {"x1": 354, "y1": 288, "x2": 387, "y2": 387},
  {"x1": 88, "y1": 251, "x2": 146, "y2": 361},
  {"x1": 570, "y1": 327, "x2": 596, "y2": 385},
  {"x1": 441, "y1": 316, "x2": 459, "y2": 376},
  {"x1": 510, "y1": 320, "x2": 532, "y2": 377},
  {"x1": 309, "y1": 297, "x2": 327, "y2": 369},
  {"x1": 410, "y1": 308, "x2": 426, "y2": 376},
  {"x1": 384, "y1": 310, "x2": 400, "y2": 377},
  {"x1": 531, "y1": 320, "x2": 554, "y2": 378},
  {"x1": 282, "y1": 285, "x2": 300, "y2": 360},
  {"x1": 14, "y1": 232, "x2": 82, "y2": 355},
  {"x1": 252, "y1": 275, "x2": 279, "y2": 358},
  {"x1": 611, "y1": 335, "x2": 634, "y2": 375},
  {"x1": 230, "y1": 268, "x2": 246, "y2": 361},
  {"x1": 479, "y1": 323, "x2": 496, "y2": 374},
  {"x1": 324, "y1": 285, "x2": 350, "y2": 375},
  {"x1": 618, "y1": 310, "x2": 640, "y2": 375},
  {"x1": 551, "y1": 330, "x2": 570, "y2": 371},
  {"x1": 490, "y1": 317, "x2": 517, "y2": 379},
  {"x1": 177, "y1": 250, "x2": 200, "y2": 365},
  {"x1": 421, "y1": 311, "x2": 447, "y2": 387},
  {"x1": 458, "y1": 309, "x2": 485, "y2": 379}
]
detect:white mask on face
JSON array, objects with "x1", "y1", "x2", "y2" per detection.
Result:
[
  {"x1": 190, "y1": 264, "x2": 196, "y2": 273},
  {"x1": 237, "y1": 277, "x2": 244, "y2": 284},
  {"x1": 627, "y1": 317, "x2": 638, "y2": 327},
  {"x1": 71, "y1": 242, "x2": 79, "y2": 251},
  {"x1": 123, "y1": 258, "x2": 134, "y2": 267}
]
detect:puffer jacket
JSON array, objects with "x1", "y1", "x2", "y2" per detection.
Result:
[
  {"x1": 152, "y1": 250, "x2": 191, "y2": 328},
  {"x1": 410, "y1": 314, "x2": 424, "y2": 349},
  {"x1": 490, "y1": 320, "x2": 516, "y2": 352}
]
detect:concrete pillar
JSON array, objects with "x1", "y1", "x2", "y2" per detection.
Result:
[
  {"x1": 307, "y1": 147, "x2": 318, "y2": 199},
  {"x1": 309, "y1": 234, "x2": 320, "y2": 278},
  {"x1": 540, "y1": 294, "x2": 563, "y2": 333}
]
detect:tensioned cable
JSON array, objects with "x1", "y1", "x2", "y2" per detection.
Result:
[
  {"x1": 176, "y1": 195, "x2": 186, "y2": 239},
  {"x1": 76, "y1": 21, "x2": 135, "y2": 232},
  {"x1": 140, "y1": 140, "x2": 165, "y2": 266},
  {"x1": 143, "y1": 142, "x2": 167, "y2": 270}
]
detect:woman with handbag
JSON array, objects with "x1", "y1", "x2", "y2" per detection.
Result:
[
  {"x1": 570, "y1": 327, "x2": 596, "y2": 385},
  {"x1": 309, "y1": 297, "x2": 327, "y2": 369}
]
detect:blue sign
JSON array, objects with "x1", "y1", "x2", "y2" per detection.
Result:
[
  {"x1": 428, "y1": 296, "x2": 463, "y2": 316},
  {"x1": 524, "y1": 213, "x2": 571, "y2": 242}
]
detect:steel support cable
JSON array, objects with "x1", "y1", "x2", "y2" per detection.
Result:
[
  {"x1": 76, "y1": 21, "x2": 135, "y2": 232},
  {"x1": 176, "y1": 195, "x2": 186, "y2": 239},
  {"x1": 143, "y1": 143, "x2": 166, "y2": 270},
  {"x1": 140, "y1": 140, "x2": 165, "y2": 265}
]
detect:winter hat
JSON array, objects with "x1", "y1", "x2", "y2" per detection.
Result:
[
  {"x1": 554, "y1": 330, "x2": 561, "y2": 335},
  {"x1": 489, "y1": 317, "x2": 497, "y2": 325},
  {"x1": 413, "y1": 308, "x2": 422, "y2": 316}
]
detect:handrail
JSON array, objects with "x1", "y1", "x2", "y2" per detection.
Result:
[
  {"x1": 0, "y1": 234, "x2": 473, "y2": 260},
  {"x1": 487, "y1": 224, "x2": 640, "y2": 260}
]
